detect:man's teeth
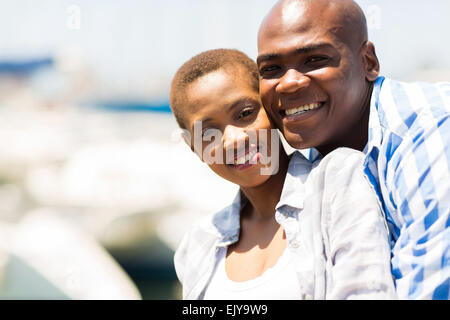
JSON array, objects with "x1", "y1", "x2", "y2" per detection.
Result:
[
  {"x1": 285, "y1": 103, "x2": 321, "y2": 116},
  {"x1": 234, "y1": 149, "x2": 257, "y2": 165}
]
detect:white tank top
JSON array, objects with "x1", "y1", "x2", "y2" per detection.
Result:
[{"x1": 203, "y1": 246, "x2": 302, "y2": 300}]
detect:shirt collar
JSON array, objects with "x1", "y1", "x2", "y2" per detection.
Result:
[
  {"x1": 209, "y1": 152, "x2": 311, "y2": 244},
  {"x1": 210, "y1": 189, "x2": 246, "y2": 246},
  {"x1": 299, "y1": 148, "x2": 323, "y2": 163},
  {"x1": 275, "y1": 151, "x2": 311, "y2": 211},
  {"x1": 365, "y1": 76, "x2": 385, "y2": 158}
]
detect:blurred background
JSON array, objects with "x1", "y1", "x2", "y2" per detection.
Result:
[{"x1": 0, "y1": 0, "x2": 449, "y2": 300}]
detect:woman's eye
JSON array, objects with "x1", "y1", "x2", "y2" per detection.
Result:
[
  {"x1": 238, "y1": 108, "x2": 254, "y2": 119},
  {"x1": 202, "y1": 129, "x2": 213, "y2": 138}
]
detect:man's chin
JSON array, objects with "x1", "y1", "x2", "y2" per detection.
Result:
[{"x1": 283, "y1": 133, "x2": 309, "y2": 150}]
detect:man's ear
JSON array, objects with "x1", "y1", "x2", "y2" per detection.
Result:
[{"x1": 362, "y1": 41, "x2": 380, "y2": 82}]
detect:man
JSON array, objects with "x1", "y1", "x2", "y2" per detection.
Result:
[{"x1": 257, "y1": 0, "x2": 449, "y2": 299}]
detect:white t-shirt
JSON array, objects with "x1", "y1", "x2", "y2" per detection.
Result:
[{"x1": 203, "y1": 246, "x2": 303, "y2": 300}]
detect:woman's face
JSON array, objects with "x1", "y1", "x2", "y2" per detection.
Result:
[{"x1": 183, "y1": 66, "x2": 279, "y2": 188}]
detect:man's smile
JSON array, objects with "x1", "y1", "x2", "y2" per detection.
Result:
[{"x1": 280, "y1": 101, "x2": 326, "y2": 123}]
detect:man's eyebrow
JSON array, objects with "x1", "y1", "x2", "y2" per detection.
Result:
[
  {"x1": 296, "y1": 42, "x2": 332, "y2": 54},
  {"x1": 257, "y1": 53, "x2": 279, "y2": 65},
  {"x1": 257, "y1": 42, "x2": 333, "y2": 65}
]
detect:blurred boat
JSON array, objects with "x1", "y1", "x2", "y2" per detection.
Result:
[
  {"x1": 0, "y1": 104, "x2": 237, "y2": 299},
  {"x1": 0, "y1": 208, "x2": 141, "y2": 299},
  {"x1": 0, "y1": 58, "x2": 53, "y2": 75}
]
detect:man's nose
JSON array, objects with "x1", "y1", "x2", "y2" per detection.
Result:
[{"x1": 276, "y1": 69, "x2": 310, "y2": 94}]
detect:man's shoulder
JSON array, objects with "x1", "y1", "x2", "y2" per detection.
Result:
[
  {"x1": 311, "y1": 148, "x2": 365, "y2": 179},
  {"x1": 380, "y1": 77, "x2": 449, "y2": 113},
  {"x1": 376, "y1": 77, "x2": 449, "y2": 136},
  {"x1": 382, "y1": 76, "x2": 450, "y2": 91}
]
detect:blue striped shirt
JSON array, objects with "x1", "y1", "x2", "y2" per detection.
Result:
[{"x1": 307, "y1": 76, "x2": 450, "y2": 299}]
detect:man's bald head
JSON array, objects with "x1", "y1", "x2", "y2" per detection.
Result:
[
  {"x1": 259, "y1": 0, "x2": 368, "y2": 52},
  {"x1": 257, "y1": 0, "x2": 380, "y2": 155}
]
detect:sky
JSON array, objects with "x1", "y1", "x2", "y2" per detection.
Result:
[{"x1": 0, "y1": 0, "x2": 449, "y2": 100}]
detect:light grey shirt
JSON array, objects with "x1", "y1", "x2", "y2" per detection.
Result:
[{"x1": 174, "y1": 148, "x2": 397, "y2": 300}]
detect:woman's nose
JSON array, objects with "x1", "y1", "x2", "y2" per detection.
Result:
[{"x1": 222, "y1": 125, "x2": 248, "y2": 153}]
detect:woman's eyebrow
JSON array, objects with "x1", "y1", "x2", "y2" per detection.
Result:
[
  {"x1": 190, "y1": 97, "x2": 258, "y2": 132},
  {"x1": 226, "y1": 98, "x2": 258, "y2": 113},
  {"x1": 190, "y1": 117, "x2": 213, "y2": 133}
]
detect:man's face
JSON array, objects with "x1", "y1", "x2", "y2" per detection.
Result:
[{"x1": 257, "y1": 5, "x2": 372, "y2": 152}]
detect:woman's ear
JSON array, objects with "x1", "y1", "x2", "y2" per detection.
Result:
[
  {"x1": 362, "y1": 41, "x2": 380, "y2": 82},
  {"x1": 182, "y1": 131, "x2": 198, "y2": 155},
  {"x1": 181, "y1": 130, "x2": 192, "y2": 149},
  {"x1": 172, "y1": 128, "x2": 193, "y2": 150}
]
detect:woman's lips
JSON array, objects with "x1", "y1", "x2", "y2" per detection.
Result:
[{"x1": 228, "y1": 146, "x2": 263, "y2": 171}]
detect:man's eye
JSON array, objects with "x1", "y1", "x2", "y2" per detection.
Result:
[
  {"x1": 260, "y1": 65, "x2": 280, "y2": 75},
  {"x1": 305, "y1": 56, "x2": 329, "y2": 65}
]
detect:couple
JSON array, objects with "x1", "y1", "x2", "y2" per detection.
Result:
[{"x1": 171, "y1": 0, "x2": 449, "y2": 300}]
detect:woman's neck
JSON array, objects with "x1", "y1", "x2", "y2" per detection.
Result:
[{"x1": 239, "y1": 148, "x2": 290, "y2": 221}]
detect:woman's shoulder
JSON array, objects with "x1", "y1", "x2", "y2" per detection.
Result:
[
  {"x1": 173, "y1": 211, "x2": 217, "y2": 283},
  {"x1": 174, "y1": 198, "x2": 239, "y2": 257},
  {"x1": 173, "y1": 203, "x2": 237, "y2": 284}
]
